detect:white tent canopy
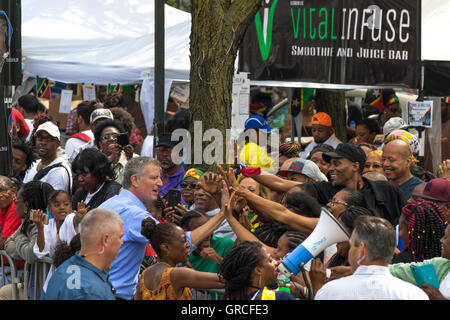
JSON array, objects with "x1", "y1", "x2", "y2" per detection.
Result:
[{"x1": 22, "y1": 0, "x2": 191, "y2": 85}]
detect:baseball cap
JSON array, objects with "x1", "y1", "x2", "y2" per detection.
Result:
[
  {"x1": 310, "y1": 112, "x2": 332, "y2": 127},
  {"x1": 35, "y1": 121, "x2": 60, "y2": 141},
  {"x1": 277, "y1": 159, "x2": 328, "y2": 182},
  {"x1": 322, "y1": 143, "x2": 366, "y2": 171},
  {"x1": 90, "y1": 108, "x2": 114, "y2": 124},
  {"x1": 383, "y1": 117, "x2": 405, "y2": 135},
  {"x1": 412, "y1": 178, "x2": 450, "y2": 202},
  {"x1": 244, "y1": 115, "x2": 272, "y2": 132},
  {"x1": 156, "y1": 132, "x2": 181, "y2": 148}
]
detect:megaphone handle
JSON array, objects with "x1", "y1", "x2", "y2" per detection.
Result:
[{"x1": 299, "y1": 264, "x2": 313, "y2": 300}]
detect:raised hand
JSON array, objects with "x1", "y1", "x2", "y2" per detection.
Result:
[
  {"x1": 216, "y1": 164, "x2": 241, "y2": 193},
  {"x1": 439, "y1": 159, "x2": 450, "y2": 181},
  {"x1": 29, "y1": 209, "x2": 47, "y2": 227},
  {"x1": 197, "y1": 172, "x2": 222, "y2": 195},
  {"x1": 74, "y1": 200, "x2": 90, "y2": 222}
]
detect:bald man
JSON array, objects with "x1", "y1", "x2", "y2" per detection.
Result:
[
  {"x1": 382, "y1": 139, "x2": 424, "y2": 199},
  {"x1": 43, "y1": 208, "x2": 124, "y2": 300}
]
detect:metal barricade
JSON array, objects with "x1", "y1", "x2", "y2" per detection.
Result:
[
  {"x1": 23, "y1": 256, "x2": 53, "y2": 300},
  {"x1": 193, "y1": 288, "x2": 225, "y2": 300},
  {"x1": 0, "y1": 250, "x2": 20, "y2": 300}
]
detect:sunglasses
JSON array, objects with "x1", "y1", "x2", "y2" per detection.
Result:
[
  {"x1": 180, "y1": 182, "x2": 197, "y2": 189},
  {"x1": 102, "y1": 133, "x2": 120, "y2": 141},
  {"x1": 364, "y1": 163, "x2": 382, "y2": 169}
]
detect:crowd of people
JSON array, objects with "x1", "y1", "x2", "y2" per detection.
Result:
[{"x1": 0, "y1": 87, "x2": 449, "y2": 301}]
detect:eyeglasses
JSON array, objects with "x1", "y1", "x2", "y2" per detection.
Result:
[
  {"x1": 102, "y1": 134, "x2": 119, "y2": 141},
  {"x1": 364, "y1": 163, "x2": 382, "y2": 169},
  {"x1": 328, "y1": 199, "x2": 348, "y2": 207},
  {"x1": 180, "y1": 182, "x2": 197, "y2": 189}
]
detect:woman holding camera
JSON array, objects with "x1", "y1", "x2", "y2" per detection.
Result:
[{"x1": 93, "y1": 119, "x2": 138, "y2": 185}]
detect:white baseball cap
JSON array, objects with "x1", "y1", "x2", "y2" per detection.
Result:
[
  {"x1": 35, "y1": 121, "x2": 60, "y2": 141},
  {"x1": 383, "y1": 117, "x2": 405, "y2": 136}
]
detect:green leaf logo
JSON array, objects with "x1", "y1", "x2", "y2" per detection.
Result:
[{"x1": 255, "y1": 0, "x2": 279, "y2": 62}]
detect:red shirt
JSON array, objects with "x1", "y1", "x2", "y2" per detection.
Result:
[{"x1": 0, "y1": 201, "x2": 24, "y2": 268}]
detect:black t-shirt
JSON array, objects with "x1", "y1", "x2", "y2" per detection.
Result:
[
  {"x1": 72, "y1": 180, "x2": 123, "y2": 211},
  {"x1": 305, "y1": 178, "x2": 406, "y2": 226}
]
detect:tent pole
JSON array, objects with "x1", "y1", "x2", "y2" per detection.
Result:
[{"x1": 154, "y1": 0, "x2": 165, "y2": 136}]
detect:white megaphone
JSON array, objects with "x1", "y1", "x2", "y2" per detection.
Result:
[{"x1": 277, "y1": 208, "x2": 350, "y2": 277}]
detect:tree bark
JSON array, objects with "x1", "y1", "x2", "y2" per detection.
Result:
[
  {"x1": 315, "y1": 89, "x2": 347, "y2": 143},
  {"x1": 188, "y1": 0, "x2": 261, "y2": 172}
]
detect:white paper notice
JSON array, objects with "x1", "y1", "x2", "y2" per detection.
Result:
[
  {"x1": 83, "y1": 84, "x2": 96, "y2": 101},
  {"x1": 59, "y1": 90, "x2": 73, "y2": 114},
  {"x1": 407, "y1": 100, "x2": 433, "y2": 128}
]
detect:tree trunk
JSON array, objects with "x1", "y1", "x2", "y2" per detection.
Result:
[
  {"x1": 188, "y1": 0, "x2": 261, "y2": 172},
  {"x1": 315, "y1": 89, "x2": 347, "y2": 143}
]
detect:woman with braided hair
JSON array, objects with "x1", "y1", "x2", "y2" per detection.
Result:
[
  {"x1": 394, "y1": 199, "x2": 448, "y2": 264},
  {"x1": 219, "y1": 241, "x2": 296, "y2": 300},
  {"x1": 279, "y1": 141, "x2": 301, "y2": 168},
  {"x1": 135, "y1": 218, "x2": 224, "y2": 300}
]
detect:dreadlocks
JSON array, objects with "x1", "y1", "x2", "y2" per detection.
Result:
[
  {"x1": 401, "y1": 199, "x2": 447, "y2": 262},
  {"x1": 279, "y1": 141, "x2": 301, "y2": 159},
  {"x1": 253, "y1": 221, "x2": 287, "y2": 248},
  {"x1": 219, "y1": 241, "x2": 264, "y2": 300}
]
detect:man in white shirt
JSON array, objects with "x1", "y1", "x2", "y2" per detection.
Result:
[
  {"x1": 315, "y1": 215, "x2": 429, "y2": 300},
  {"x1": 69, "y1": 108, "x2": 114, "y2": 164},
  {"x1": 300, "y1": 112, "x2": 341, "y2": 159},
  {"x1": 23, "y1": 121, "x2": 72, "y2": 193},
  {"x1": 64, "y1": 102, "x2": 95, "y2": 162}
]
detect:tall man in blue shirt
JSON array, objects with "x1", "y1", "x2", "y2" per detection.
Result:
[{"x1": 99, "y1": 157, "x2": 228, "y2": 300}]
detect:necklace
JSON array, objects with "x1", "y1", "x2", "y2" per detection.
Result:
[{"x1": 158, "y1": 261, "x2": 173, "y2": 268}]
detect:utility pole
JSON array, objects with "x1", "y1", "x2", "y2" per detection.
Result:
[{"x1": 0, "y1": 0, "x2": 21, "y2": 177}]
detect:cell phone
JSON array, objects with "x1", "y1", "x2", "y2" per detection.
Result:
[
  {"x1": 117, "y1": 133, "x2": 130, "y2": 147},
  {"x1": 410, "y1": 264, "x2": 440, "y2": 289},
  {"x1": 30, "y1": 211, "x2": 49, "y2": 225},
  {"x1": 167, "y1": 188, "x2": 181, "y2": 208}
]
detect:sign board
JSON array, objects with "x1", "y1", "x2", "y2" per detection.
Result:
[
  {"x1": 83, "y1": 84, "x2": 96, "y2": 101},
  {"x1": 407, "y1": 100, "x2": 433, "y2": 128},
  {"x1": 239, "y1": 0, "x2": 421, "y2": 88},
  {"x1": 231, "y1": 73, "x2": 250, "y2": 140}
]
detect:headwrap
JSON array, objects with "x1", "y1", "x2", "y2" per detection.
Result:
[
  {"x1": 182, "y1": 168, "x2": 204, "y2": 181},
  {"x1": 385, "y1": 129, "x2": 420, "y2": 155}
]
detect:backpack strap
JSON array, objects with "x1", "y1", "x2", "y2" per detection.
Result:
[
  {"x1": 71, "y1": 132, "x2": 92, "y2": 142},
  {"x1": 33, "y1": 162, "x2": 72, "y2": 194}
]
